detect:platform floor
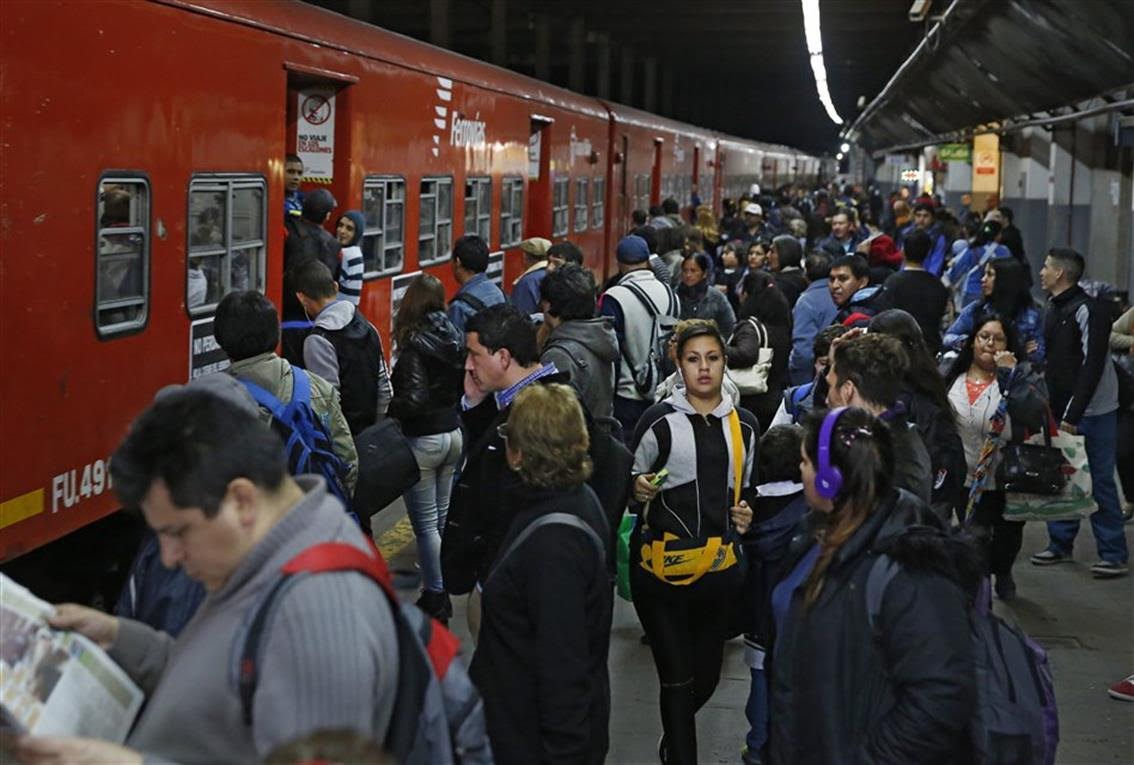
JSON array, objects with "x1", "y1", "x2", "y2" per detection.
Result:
[{"x1": 374, "y1": 503, "x2": 1134, "y2": 764}]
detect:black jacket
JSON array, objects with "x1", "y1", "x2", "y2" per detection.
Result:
[
  {"x1": 773, "y1": 268, "x2": 808, "y2": 309},
  {"x1": 770, "y1": 490, "x2": 978, "y2": 765},
  {"x1": 470, "y1": 483, "x2": 612, "y2": 765},
  {"x1": 727, "y1": 316, "x2": 792, "y2": 429},
  {"x1": 282, "y1": 218, "x2": 341, "y2": 320},
  {"x1": 1043, "y1": 285, "x2": 1118, "y2": 424},
  {"x1": 388, "y1": 311, "x2": 465, "y2": 437}
]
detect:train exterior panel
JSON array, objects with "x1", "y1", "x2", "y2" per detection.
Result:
[{"x1": 0, "y1": 0, "x2": 826, "y2": 563}]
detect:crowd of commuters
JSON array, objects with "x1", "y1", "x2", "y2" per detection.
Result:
[{"x1": 14, "y1": 176, "x2": 1132, "y2": 765}]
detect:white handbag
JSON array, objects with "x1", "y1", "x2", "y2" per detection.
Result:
[{"x1": 728, "y1": 317, "x2": 773, "y2": 395}]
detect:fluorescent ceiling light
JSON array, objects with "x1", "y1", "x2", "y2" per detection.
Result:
[{"x1": 801, "y1": 0, "x2": 844, "y2": 125}]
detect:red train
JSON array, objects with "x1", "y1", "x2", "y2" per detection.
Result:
[{"x1": 0, "y1": 0, "x2": 828, "y2": 582}]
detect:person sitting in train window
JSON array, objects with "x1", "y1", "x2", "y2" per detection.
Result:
[
  {"x1": 293, "y1": 260, "x2": 392, "y2": 436},
  {"x1": 282, "y1": 189, "x2": 342, "y2": 364},
  {"x1": 334, "y1": 210, "x2": 366, "y2": 306},
  {"x1": 284, "y1": 153, "x2": 305, "y2": 220},
  {"x1": 539, "y1": 263, "x2": 618, "y2": 421},
  {"x1": 510, "y1": 237, "x2": 551, "y2": 317},
  {"x1": 214, "y1": 290, "x2": 358, "y2": 494},
  {"x1": 546, "y1": 240, "x2": 584, "y2": 273},
  {"x1": 447, "y1": 234, "x2": 505, "y2": 336},
  {"x1": 15, "y1": 390, "x2": 399, "y2": 765},
  {"x1": 187, "y1": 257, "x2": 207, "y2": 309}
]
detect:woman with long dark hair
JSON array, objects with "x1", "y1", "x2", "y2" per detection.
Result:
[
  {"x1": 770, "y1": 407, "x2": 977, "y2": 764},
  {"x1": 945, "y1": 219, "x2": 1012, "y2": 310},
  {"x1": 727, "y1": 271, "x2": 792, "y2": 431},
  {"x1": 388, "y1": 274, "x2": 466, "y2": 622},
  {"x1": 944, "y1": 257, "x2": 1045, "y2": 365},
  {"x1": 944, "y1": 313, "x2": 1048, "y2": 599},
  {"x1": 630, "y1": 322, "x2": 758, "y2": 764}
]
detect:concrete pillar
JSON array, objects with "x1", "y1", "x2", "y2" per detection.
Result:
[
  {"x1": 1048, "y1": 124, "x2": 1092, "y2": 255},
  {"x1": 643, "y1": 56, "x2": 657, "y2": 113},
  {"x1": 535, "y1": 16, "x2": 550, "y2": 81},
  {"x1": 619, "y1": 48, "x2": 634, "y2": 106},
  {"x1": 660, "y1": 65, "x2": 673, "y2": 116},
  {"x1": 490, "y1": 0, "x2": 507, "y2": 66},
  {"x1": 596, "y1": 35, "x2": 611, "y2": 100},
  {"x1": 429, "y1": 0, "x2": 450, "y2": 49},
  {"x1": 568, "y1": 18, "x2": 585, "y2": 93}
]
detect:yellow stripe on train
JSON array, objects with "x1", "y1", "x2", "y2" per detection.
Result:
[{"x1": 0, "y1": 489, "x2": 44, "y2": 530}]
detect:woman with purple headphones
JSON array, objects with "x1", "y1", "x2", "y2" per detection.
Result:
[{"x1": 767, "y1": 406, "x2": 979, "y2": 764}]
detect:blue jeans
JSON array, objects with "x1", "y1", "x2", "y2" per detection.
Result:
[
  {"x1": 403, "y1": 428, "x2": 464, "y2": 593},
  {"x1": 1047, "y1": 411, "x2": 1129, "y2": 564},
  {"x1": 745, "y1": 665, "x2": 768, "y2": 756}
]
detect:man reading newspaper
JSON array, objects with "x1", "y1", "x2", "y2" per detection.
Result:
[{"x1": 13, "y1": 388, "x2": 400, "y2": 765}]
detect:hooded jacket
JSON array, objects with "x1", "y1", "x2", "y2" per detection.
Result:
[
  {"x1": 770, "y1": 490, "x2": 978, "y2": 765},
  {"x1": 337, "y1": 209, "x2": 366, "y2": 306},
  {"x1": 302, "y1": 300, "x2": 392, "y2": 435},
  {"x1": 676, "y1": 279, "x2": 737, "y2": 338},
  {"x1": 541, "y1": 317, "x2": 620, "y2": 420},
  {"x1": 388, "y1": 310, "x2": 466, "y2": 437}
]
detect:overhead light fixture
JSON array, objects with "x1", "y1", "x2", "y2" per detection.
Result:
[
  {"x1": 801, "y1": 0, "x2": 843, "y2": 125},
  {"x1": 840, "y1": 142, "x2": 851, "y2": 153},
  {"x1": 836, "y1": 152, "x2": 844, "y2": 160}
]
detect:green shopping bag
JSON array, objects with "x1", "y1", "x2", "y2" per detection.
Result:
[
  {"x1": 616, "y1": 512, "x2": 637, "y2": 601},
  {"x1": 1003, "y1": 430, "x2": 1097, "y2": 522}
]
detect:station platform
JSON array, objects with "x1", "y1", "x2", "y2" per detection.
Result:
[{"x1": 373, "y1": 504, "x2": 1134, "y2": 764}]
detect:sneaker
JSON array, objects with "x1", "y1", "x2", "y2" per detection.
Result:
[
  {"x1": 1109, "y1": 674, "x2": 1134, "y2": 701},
  {"x1": 1090, "y1": 561, "x2": 1129, "y2": 579},
  {"x1": 994, "y1": 572, "x2": 1017, "y2": 601},
  {"x1": 1030, "y1": 549, "x2": 1071, "y2": 566}
]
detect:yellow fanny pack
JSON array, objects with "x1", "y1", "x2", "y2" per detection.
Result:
[{"x1": 639, "y1": 409, "x2": 744, "y2": 586}]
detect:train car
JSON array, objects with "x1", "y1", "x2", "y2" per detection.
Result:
[{"x1": 0, "y1": 0, "x2": 824, "y2": 597}]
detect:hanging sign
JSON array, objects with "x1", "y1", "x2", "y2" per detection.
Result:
[
  {"x1": 939, "y1": 143, "x2": 971, "y2": 162},
  {"x1": 297, "y1": 87, "x2": 336, "y2": 182},
  {"x1": 528, "y1": 130, "x2": 542, "y2": 180}
]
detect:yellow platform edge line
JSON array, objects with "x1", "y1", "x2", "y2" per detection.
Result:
[
  {"x1": 0, "y1": 489, "x2": 44, "y2": 530},
  {"x1": 375, "y1": 516, "x2": 415, "y2": 561}
]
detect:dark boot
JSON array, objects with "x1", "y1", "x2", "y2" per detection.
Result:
[{"x1": 416, "y1": 590, "x2": 452, "y2": 625}]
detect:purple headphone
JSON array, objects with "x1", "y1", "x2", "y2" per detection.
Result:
[{"x1": 815, "y1": 407, "x2": 848, "y2": 500}]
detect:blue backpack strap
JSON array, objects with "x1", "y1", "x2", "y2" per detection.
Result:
[
  {"x1": 864, "y1": 553, "x2": 901, "y2": 633},
  {"x1": 239, "y1": 377, "x2": 288, "y2": 419}
]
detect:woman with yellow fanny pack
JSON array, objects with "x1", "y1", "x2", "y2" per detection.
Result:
[{"x1": 627, "y1": 320, "x2": 758, "y2": 765}]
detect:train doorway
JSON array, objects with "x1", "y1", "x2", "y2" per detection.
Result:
[{"x1": 526, "y1": 117, "x2": 553, "y2": 238}]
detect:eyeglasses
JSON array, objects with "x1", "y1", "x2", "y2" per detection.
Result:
[
  {"x1": 975, "y1": 332, "x2": 1007, "y2": 346},
  {"x1": 496, "y1": 423, "x2": 509, "y2": 441}
]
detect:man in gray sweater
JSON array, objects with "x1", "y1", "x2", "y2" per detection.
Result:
[{"x1": 16, "y1": 391, "x2": 398, "y2": 765}]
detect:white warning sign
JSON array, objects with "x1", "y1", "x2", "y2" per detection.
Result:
[{"x1": 297, "y1": 88, "x2": 335, "y2": 181}]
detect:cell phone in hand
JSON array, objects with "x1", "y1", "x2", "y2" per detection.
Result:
[{"x1": 649, "y1": 468, "x2": 670, "y2": 488}]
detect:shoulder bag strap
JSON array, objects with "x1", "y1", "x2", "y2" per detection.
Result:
[
  {"x1": 487, "y1": 512, "x2": 604, "y2": 583},
  {"x1": 864, "y1": 553, "x2": 901, "y2": 633},
  {"x1": 728, "y1": 409, "x2": 744, "y2": 509}
]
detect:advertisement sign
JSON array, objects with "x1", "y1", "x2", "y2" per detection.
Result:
[
  {"x1": 297, "y1": 87, "x2": 335, "y2": 181},
  {"x1": 939, "y1": 143, "x2": 972, "y2": 162}
]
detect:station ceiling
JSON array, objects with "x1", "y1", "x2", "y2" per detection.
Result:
[{"x1": 302, "y1": 0, "x2": 924, "y2": 155}]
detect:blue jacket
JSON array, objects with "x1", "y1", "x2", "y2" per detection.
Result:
[
  {"x1": 447, "y1": 273, "x2": 506, "y2": 335},
  {"x1": 510, "y1": 264, "x2": 548, "y2": 317},
  {"x1": 788, "y1": 280, "x2": 837, "y2": 385},
  {"x1": 943, "y1": 301, "x2": 1046, "y2": 366},
  {"x1": 946, "y1": 243, "x2": 1011, "y2": 307}
]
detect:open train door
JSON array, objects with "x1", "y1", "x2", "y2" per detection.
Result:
[
  {"x1": 526, "y1": 117, "x2": 553, "y2": 237},
  {"x1": 652, "y1": 138, "x2": 664, "y2": 208}
]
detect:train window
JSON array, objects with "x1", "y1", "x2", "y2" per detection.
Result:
[
  {"x1": 419, "y1": 176, "x2": 453, "y2": 265},
  {"x1": 551, "y1": 176, "x2": 569, "y2": 237},
  {"x1": 464, "y1": 177, "x2": 491, "y2": 243},
  {"x1": 95, "y1": 178, "x2": 149, "y2": 334},
  {"x1": 361, "y1": 176, "x2": 405, "y2": 277},
  {"x1": 186, "y1": 176, "x2": 265, "y2": 315},
  {"x1": 573, "y1": 178, "x2": 589, "y2": 232},
  {"x1": 500, "y1": 176, "x2": 524, "y2": 247},
  {"x1": 592, "y1": 177, "x2": 605, "y2": 228}
]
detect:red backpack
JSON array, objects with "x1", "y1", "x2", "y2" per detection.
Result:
[{"x1": 238, "y1": 542, "x2": 493, "y2": 765}]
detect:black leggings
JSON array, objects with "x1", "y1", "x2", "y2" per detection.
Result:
[
  {"x1": 631, "y1": 562, "x2": 735, "y2": 765},
  {"x1": 969, "y1": 490, "x2": 1024, "y2": 576}
]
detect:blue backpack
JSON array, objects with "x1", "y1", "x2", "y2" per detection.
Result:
[
  {"x1": 866, "y1": 556, "x2": 1058, "y2": 765},
  {"x1": 239, "y1": 367, "x2": 352, "y2": 509}
]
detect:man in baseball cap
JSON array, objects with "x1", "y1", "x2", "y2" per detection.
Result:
[
  {"x1": 740, "y1": 202, "x2": 768, "y2": 244},
  {"x1": 511, "y1": 237, "x2": 552, "y2": 316}
]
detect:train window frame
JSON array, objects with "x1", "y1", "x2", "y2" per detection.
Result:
[
  {"x1": 573, "y1": 177, "x2": 589, "y2": 232},
  {"x1": 592, "y1": 176, "x2": 605, "y2": 229},
  {"x1": 418, "y1": 175, "x2": 453, "y2": 266},
  {"x1": 361, "y1": 175, "x2": 406, "y2": 279},
  {"x1": 500, "y1": 176, "x2": 524, "y2": 247},
  {"x1": 94, "y1": 174, "x2": 151, "y2": 338},
  {"x1": 464, "y1": 176, "x2": 492, "y2": 244},
  {"x1": 185, "y1": 174, "x2": 267, "y2": 318},
  {"x1": 551, "y1": 175, "x2": 569, "y2": 237}
]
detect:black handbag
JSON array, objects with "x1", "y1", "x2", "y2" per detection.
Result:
[
  {"x1": 352, "y1": 418, "x2": 421, "y2": 516},
  {"x1": 996, "y1": 426, "x2": 1068, "y2": 495}
]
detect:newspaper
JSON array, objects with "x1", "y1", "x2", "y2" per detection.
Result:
[{"x1": 0, "y1": 573, "x2": 142, "y2": 742}]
